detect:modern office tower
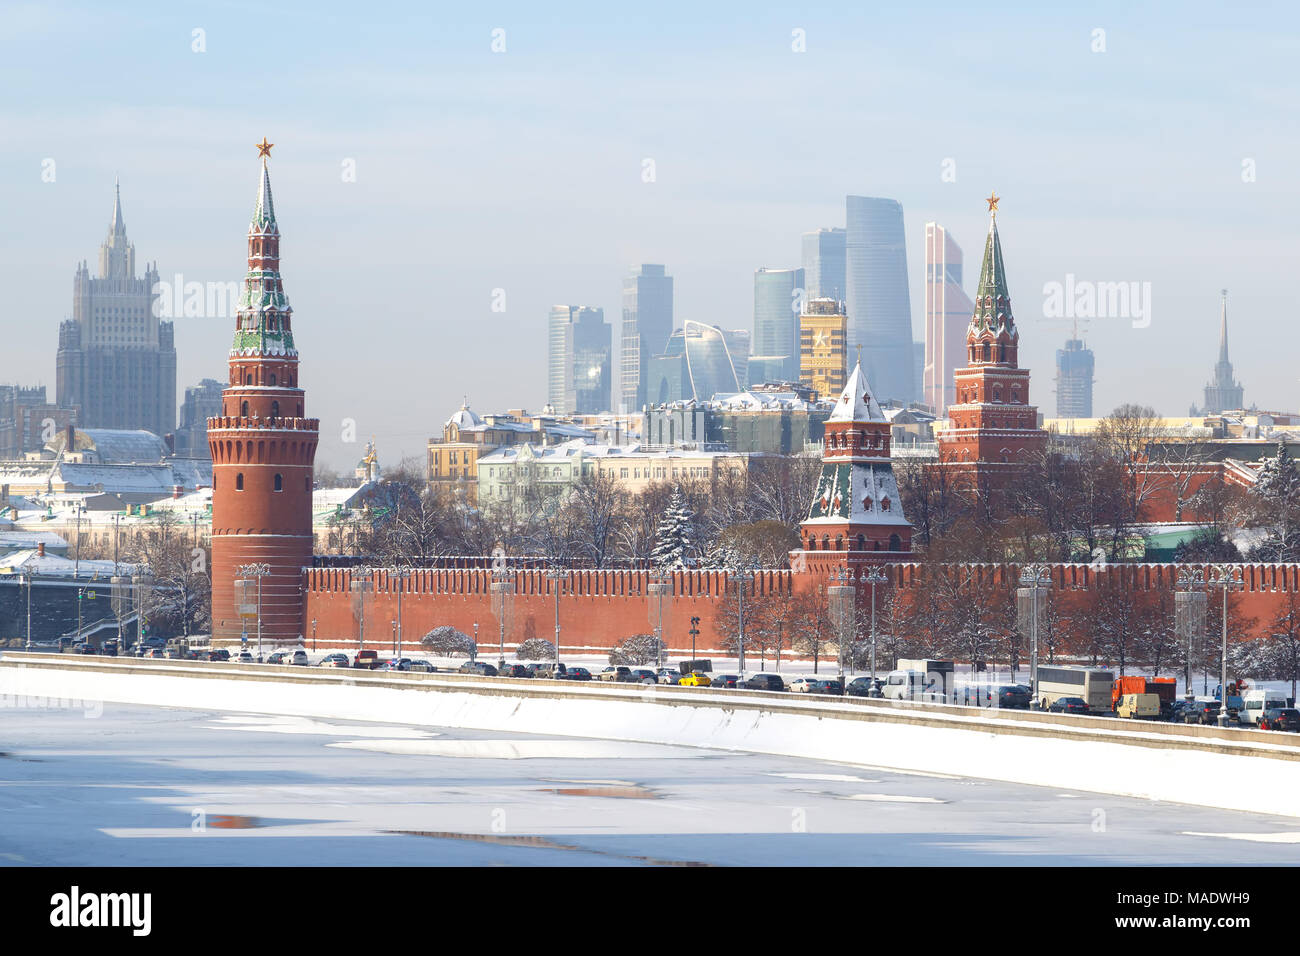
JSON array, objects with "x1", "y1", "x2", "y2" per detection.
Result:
[
  {"x1": 175, "y1": 378, "x2": 225, "y2": 457},
  {"x1": 753, "y1": 267, "x2": 805, "y2": 383},
  {"x1": 56, "y1": 182, "x2": 176, "y2": 436},
  {"x1": 1055, "y1": 332, "x2": 1095, "y2": 419},
  {"x1": 1200, "y1": 290, "x2": 1245, "y2": 414},
  {"x1": 548, "y1": 305, "x2": 612, "y2": 415},
  {"x1": 802, "y1": 227, "x2": 846, "y2": 300},
  {"x1": 620, "y1": 264, "x2": 673, "y2": 413},
  {"x1": 799, "y1": 297, "x2": 848, "y2": 401},
  {"x1": 645, "y1": 321, "x2": 747, "y2": 404},
  {"x1": 845, "y1": 196, "x2": 915, "y2": 404},
  {"x1": 923, "y1": 222, "x2": 975, "y2": 416}
]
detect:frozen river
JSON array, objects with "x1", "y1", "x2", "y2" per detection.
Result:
[{"x1": 2, "y1": 703, "x2": 1298, "y2": 866}]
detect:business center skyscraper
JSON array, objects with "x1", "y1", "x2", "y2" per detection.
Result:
[
  {"x1": 845, "y1": 196, "x2": 915, "y2": 404},
  {"x1": 620, "y1": 264, "x2": 674, "y2": 413},
  {"x1": 801, "y1": 227, "x2": 846, "y2": 301},
  {"x1": 548, "y1": 305, "x2": 612, "y2": 415},
  {"x1": 752, "y1": 266, "x2": 805, "y2": 384}
]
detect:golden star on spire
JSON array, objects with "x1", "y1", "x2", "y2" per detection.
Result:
[
  {"x1": 986, "y1": 190, "x2": 1000, "y2": 213},
  {"x1": 255, "y1": 137, "x2": 274, "y2": 160}
]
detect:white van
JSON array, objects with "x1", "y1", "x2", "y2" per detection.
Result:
[
  {"x1": 883, "y1": 669, "x2": 947, "y2": 702},
  {"x1": 1241, "y1": 689, "x2": 1288, "y2": 726}
]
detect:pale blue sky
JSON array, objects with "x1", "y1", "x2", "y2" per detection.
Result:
[{"x1": 2, "y1": 0, "x2": 1297, "y2": 467}]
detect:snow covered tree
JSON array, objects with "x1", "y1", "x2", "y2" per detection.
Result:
[
  {"x1": 608, "y1": 634, "x2": 664, "y2": 666},
  {"x1": 1249, "y1": 442, "x2": 1300, "y2": 561},
  {"x1": 421, "y1": 625, "x2": 477, "y2": 659},
  {"x1": 651, "y1": 486, "x2": 696, "y2": 568},
  {"x1": 516, "y1": 637, "x2": 557, "y2": 661}
]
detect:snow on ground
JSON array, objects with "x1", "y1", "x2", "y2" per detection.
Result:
[{"x1": 4, "y1": 702, "x2": 1300, "y2": 866}]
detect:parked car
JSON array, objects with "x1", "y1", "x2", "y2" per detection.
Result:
[
  {"x1": 266, "y1": 651, "x2": 288, "y2": 665},
  {"x1": 232, "y1": 650, "x2": 255, "y2": 663},
  {"x1": 144, "y1": 647, "x2": 166, "y2": 659},
  {"x1": 459, "y1": 660, "x2": 498, "y2": 676},
  {"x1": 812, "y1": 678, "x2": 844, "y2": 696},
  {"x1": 287, "y1": 649, "x2": 309, "y2": 666},
  {"x1": 100, "y1": 640, "x2": 119, "y2": 657},
  {"x1": 657, "y1": 669, "x2": 682, "y2": 685},
  {"x1": 745, "y1": 673, "x2": 786, "y2": 692},
  {"x1": 1259, "y1": 708, "x2": 1300, "y2": 732},
  {"x1": 1185, "y1": 700, "x2": 1223, "y2": 725},
  {"x1": 1167, "y1": 699, "x2": 1195, "y2": 722},
  {"x1": 71, "y1": 642, "x2": 96, "y2": 655},
  {"x1": 318, "y1": 653, "x2": 350, "y2": 668},
  {"x1": 353, "y1": 650, "x2": 380, "y2": 669},
  {"x1": 629, "y1": 668, "x2": 658, "y2": 685},
  {"x1": 1047, "y1": 696, "x2": 1089, "y2": 715},
  {"x1": 996, "y1": 685, "x2": 1032, "y2": 709},
  {"x1": 788, "y1": 677, "x2": 819, "y2": 693},
  {"x1": 845, "y1": 676, "x2": 883, "y2": 698},
  {"x1": 498, "y1": 663, "x2": 532, "y2": 678},
  {"x1": 597, "y1": 666, "x2": 633, "y2": 682},
  {"x1": 378, "y1": 658, "x2": 413, "y2": 672},
  {"x1": 527, "y1": 662, "x2": 568, "y2": 679},
  {"x1": 679, "y1": 672, "x2": 712, "y2": 687},
  {"x1": 407, "y1": 659, "x2": 436, "y2": 672},
  {"x1": 710, "y1": 673, "x2": 741, "y2": 689},
  {"x1": 564, "y1": 666, "x2": 592, "y2": 681}
]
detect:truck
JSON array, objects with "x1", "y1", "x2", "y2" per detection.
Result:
[
  {"x1": 1116, "y1": 693, "x2": 1161, "y2": 719},
  {"x1": 1111, "y1": 675, "x2": 1176, "y2": 716}
]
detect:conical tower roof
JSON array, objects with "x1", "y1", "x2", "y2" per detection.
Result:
[
  {"x1": 828, "y1": 358, "x2": 886, "y2": 423},
  {"x1": 251, "y1": 160, "x2": 278, "y2": 235},
  {"x1": 969, "y1": 207, "x2": 1015, "y2": 339},
  {"x1": 110, "y1": 176, "x2": 126, "y2": 236}
]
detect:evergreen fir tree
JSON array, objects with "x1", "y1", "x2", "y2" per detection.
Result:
[
  {"x1": 1251, "y1": 442, "x2": 1300, "y2": 561},
  {"x1": 651, "y1": 486, "x2": 695, "y2": 568}
]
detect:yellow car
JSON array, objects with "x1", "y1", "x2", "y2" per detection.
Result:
[{"x1": 678, "y1": 672, "x2": 712, "y2": 687}]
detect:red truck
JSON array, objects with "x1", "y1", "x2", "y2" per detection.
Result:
[{"x1": 1111, "y1": 676, "x2": 1176, "y2": 714}]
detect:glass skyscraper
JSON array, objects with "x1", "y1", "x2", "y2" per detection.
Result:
[
  {"x1": 548, "y1": 305, "x2": 611, "y2": 415},
  {"x1": 620, "y1": 264, "x2": 673, "y2": 413},
  {"x1": 1055, "y1": 335, "x2": 1095, "y2": 419},
  {"x1": 846, "y1": 196, "x2": 915, "y2": 404},
  {"x1": 801, "y1": 227, "x2": 846, "y2": 301},
  {"x1": 645, "y1": 321, "x2": 748, "y2": 403},
  {"x1": 753, "y1": 267, "x2": 805, "y2": 383}
]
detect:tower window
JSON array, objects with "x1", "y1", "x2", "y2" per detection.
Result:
[
  {"x1": 236, "y1": 473, "x2": 244, "y2": 491},
  {"x1": 274, "y1": 473, "x2": 283, "y2": 492},
  {"x1": 241, "y1": 401, "x2": 249, "y2": 417},
  {"x1": 269, "y1": 373, "x2": 277, "y2": 386},
  {"x1": 271, "y1": 400, "x2": 280, "y2": 418}
]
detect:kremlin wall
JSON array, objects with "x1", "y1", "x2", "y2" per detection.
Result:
[{"x1": 212, "y1": 162, "x2": 1290, "y2": 663}]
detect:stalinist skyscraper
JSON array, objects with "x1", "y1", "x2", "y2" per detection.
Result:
[{"x1": 56, "y1": 182, "x2": 176, "y2": 436}]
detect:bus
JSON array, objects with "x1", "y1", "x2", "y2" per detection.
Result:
[{"x1": 1036, "y1": 666, "x2": 1115, "y2": 712}]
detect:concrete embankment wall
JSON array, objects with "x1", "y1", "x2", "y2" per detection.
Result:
[{"x1": 4, "y1": 653, "x2": 1300, "y2": 818}]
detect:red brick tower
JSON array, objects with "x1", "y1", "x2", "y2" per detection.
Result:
[
  {"x1": 208, "y1": 140, "x2": 319, "y2": 646},
  {"x1": 937, "y1": 194, "x2": 1046, "y2": 487},
  {"x1": 790, "y1": 358, "x2": 913, "y2": 578}
]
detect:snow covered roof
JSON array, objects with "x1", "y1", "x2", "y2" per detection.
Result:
[
  {"x1": 827, "y1": 361, "x2": 886, "y2": 423},
  {"x1": 0, "y1": 548, "x2": 129, "y2": 580},
  {"x1": 445, "y1": 403, "x2": 483, "y2": 430}
]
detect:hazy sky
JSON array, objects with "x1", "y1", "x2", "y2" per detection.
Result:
[{"x1": 2, "y1": 0, "x2": 1297, "y2": 469}]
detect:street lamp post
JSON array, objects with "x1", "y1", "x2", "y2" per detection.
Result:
[
  {"x1": 863, "y1": 567, "x2": 889, "y2": 683},
  {"x1": 649, "y1": 568, "x2": 673, "y2": 671},
  {"x1": 828, "y1": 566, "x2": 854, "y2": 685},
  {"x1": 349, "y1": 570, "x2": 373, "y2": 657},
  {"x1": 1206, "y1": 565, "x2": 1244, "y2": 726},
  {"x1": 545, "y1": 567, "x2": 567, "y2": 675},
  {"x1": 390, "y1": 567, "x2": 412, "y2": 659},
  {"x1": 1174, "y1": 567, "x2": 1207, "y2": 700},
  {"x1": 237, "y1": 563, "x2": 271, "y2": 660},
  {"x1": 489, "y1": 573, "x2": 513, "y2": 671},
  {"x1": 726, "y1": 566, "x2": 754, "y2": 679},
  {"x1": 311, "y1": 618, "x2": 317, "y2": 652},
  {"x1": 689, "y1": 616, "x2": 700, "y2": 664},
  {"x1": 24, "y1": 570, "x2": 33, "y2": 651},
  {"x1": 1018, "y1": 564, "x2": 1052, "y2": 707}
]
